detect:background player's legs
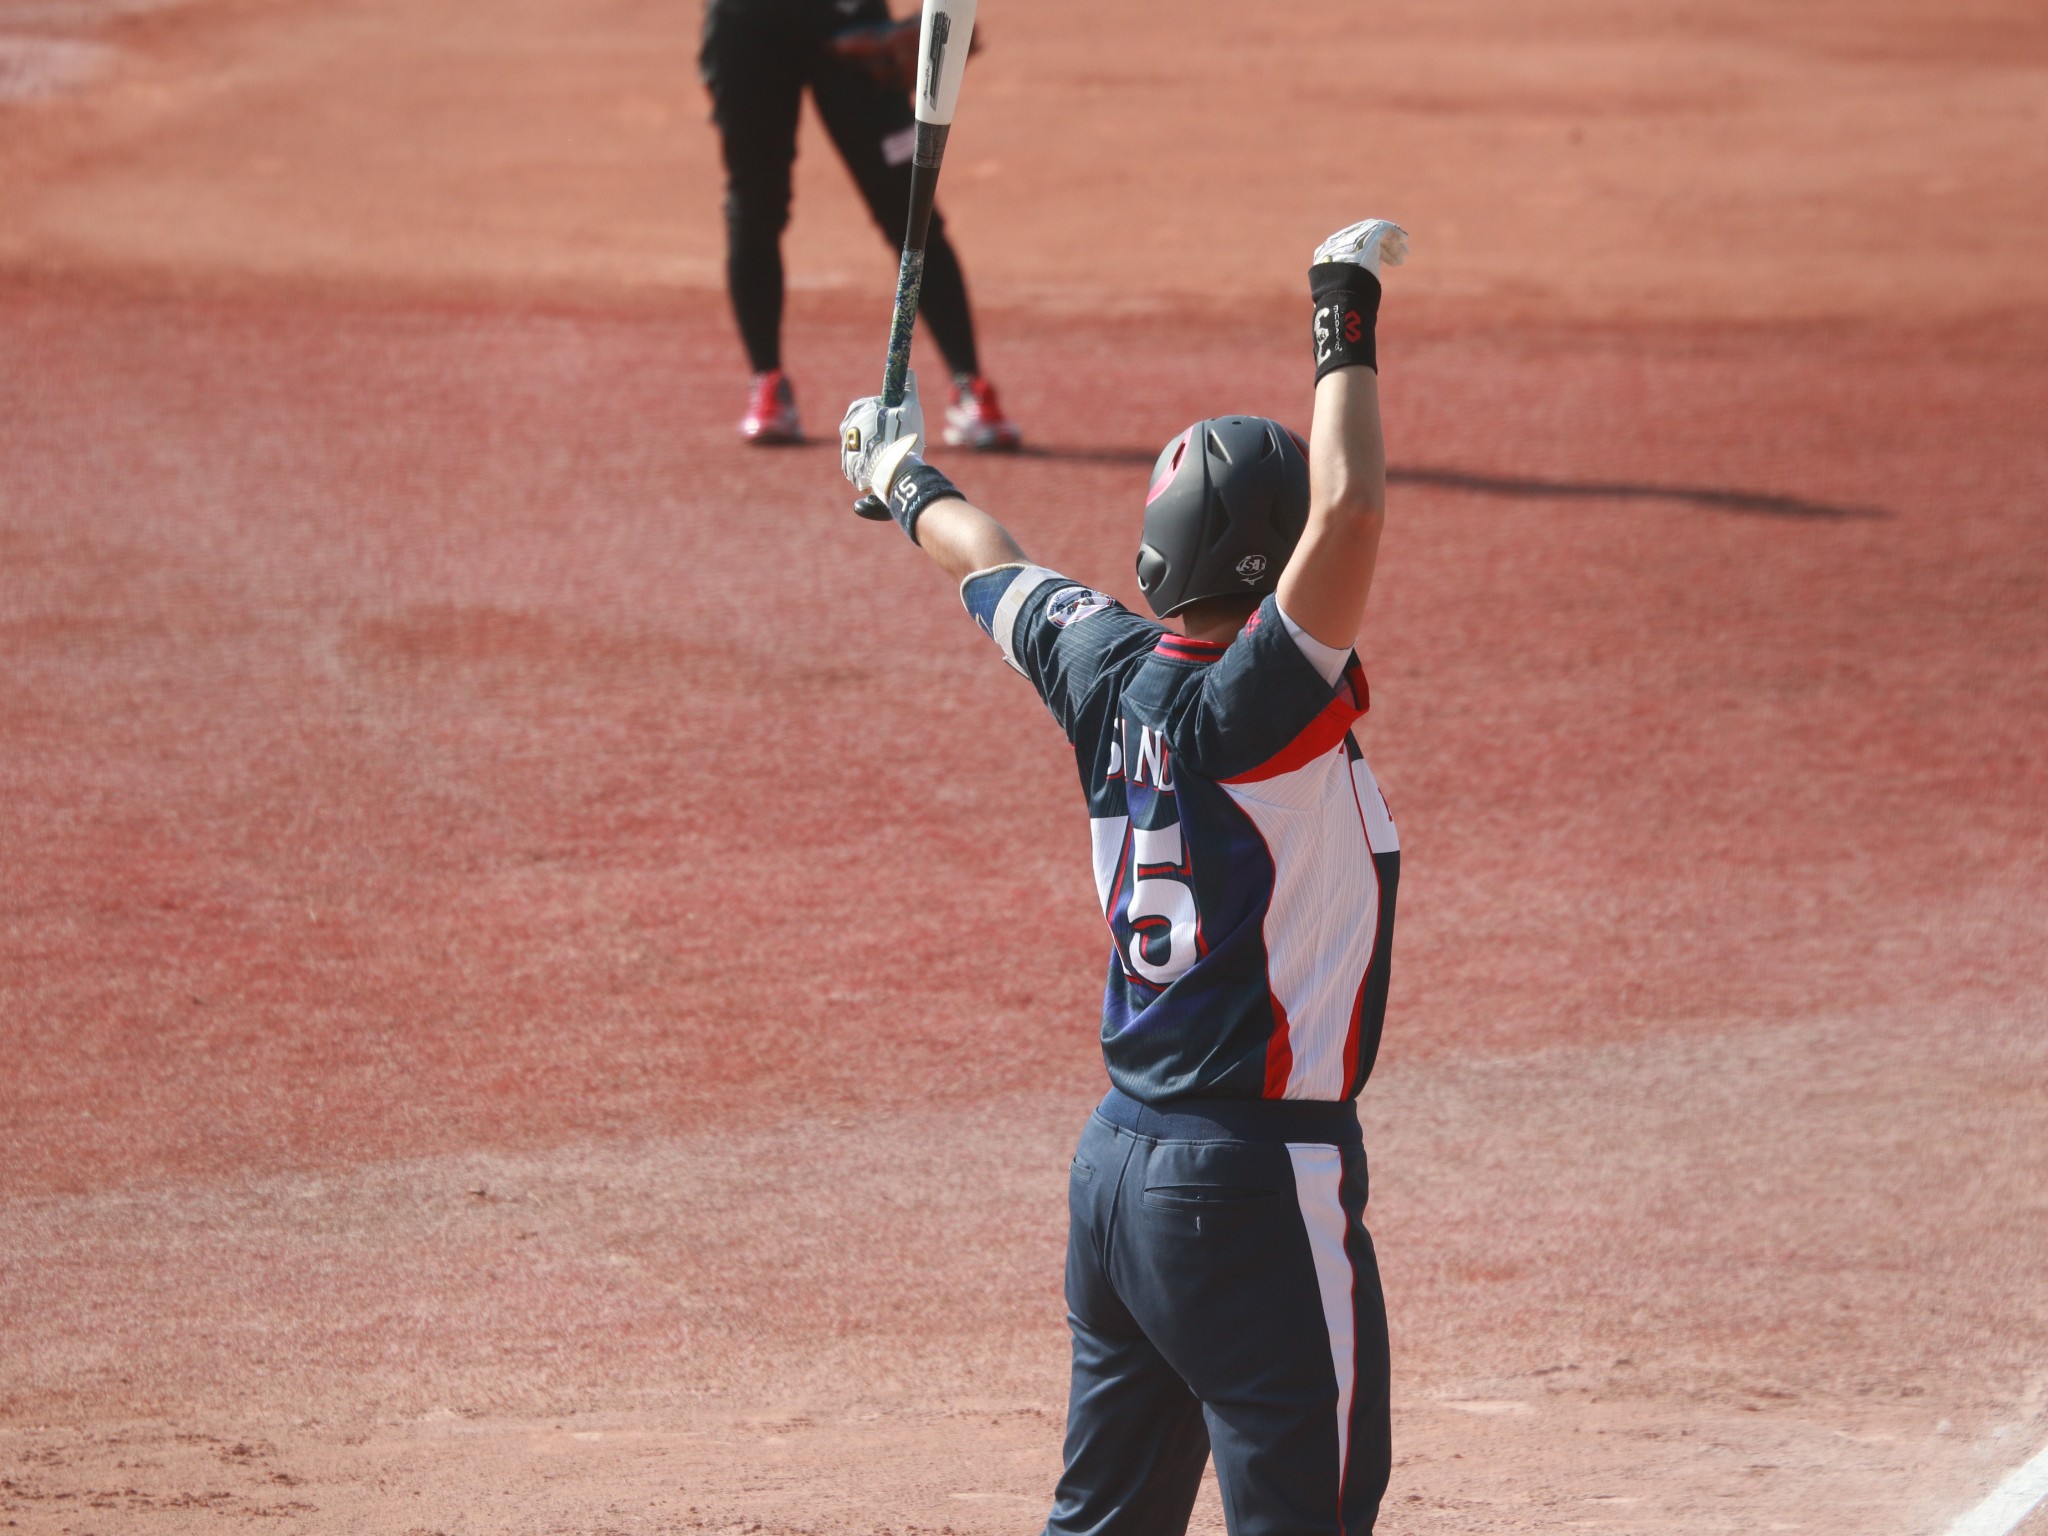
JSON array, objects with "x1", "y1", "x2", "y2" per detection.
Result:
[
  {"x1": 900, "y1": 211, "x2": 980, "y2": 377},
  {"x1": 1045, "y1": 1116, "x2": 1212, "y2": 1536},
  {"x1": 700, "y1": 0, "x2": 804, "y2": 438},
  {"x1": 807, "y1": 56, "x2": 1021, "y2": 448},
  {"x1": 808, "y1": 58, "x2": 979, "y2": 374}
]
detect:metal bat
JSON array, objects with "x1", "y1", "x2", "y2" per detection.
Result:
[{"x1": 851, "y1": 0, "x2": 979, "y2": 519}]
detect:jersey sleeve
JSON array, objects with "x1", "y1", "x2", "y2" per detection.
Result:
[
  {"x1": 1171, "y1": 595, "x2": 1371, "y2": 783},
  {"x1": 1277, "y1": 600, "x2": 1350, "y2": 684},
  {"x1": 960, "y1": 563, "x2": 1161, "y2": 739}
]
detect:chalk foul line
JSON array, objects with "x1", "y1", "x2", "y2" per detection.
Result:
[{"x1": 1943, "y1": 1435, "x2": 2048, "y2": 1536}]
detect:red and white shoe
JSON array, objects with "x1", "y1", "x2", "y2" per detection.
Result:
[
  {"x1": 739, "y1": 370, "x2": 801, "y2": 445},
  {"x1": 942, "y1": 374, "x2": 1022, "y2": 451}
]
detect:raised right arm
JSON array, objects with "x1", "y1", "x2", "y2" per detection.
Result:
[{"x1": 1275, "y1": 219, "x2": 1407, "y2": 653}]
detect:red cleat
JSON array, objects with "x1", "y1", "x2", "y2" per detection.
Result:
[
  {"x1": 739, "y1": 370, "x2": 801, "y2": 445},
  {"x1": 943, "y1": 374, "x2": 1022, "y2": 451}
]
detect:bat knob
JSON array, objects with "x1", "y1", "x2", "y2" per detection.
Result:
[{"x1": 853, "y1": 493, "x2": 892, "y2": 521}]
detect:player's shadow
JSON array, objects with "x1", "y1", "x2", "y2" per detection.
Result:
[
  {"x1": 1386, "y1": 465, "x2": 1888, "y2": 521},
  {"x1": 1021, "y1": 446, "x2": 1888, "y2": 522}
]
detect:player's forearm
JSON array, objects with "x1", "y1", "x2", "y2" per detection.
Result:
[
  {"x1": 1278, "y1": 367, "x2": 1386, "y2": 650},
  {"x1": 913, "y1": 495, "x2": 1028, "y2": 583},
  {"x1": 1308, "y1": 366, "x2": 1386, "y2": 523}
]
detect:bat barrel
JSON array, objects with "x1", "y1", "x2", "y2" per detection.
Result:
[{"x1": 914, "y1": 0, "x2": 976, "y2": 126}]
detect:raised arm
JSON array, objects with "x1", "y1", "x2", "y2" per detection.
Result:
[
  {"x1": 838, "y1": 371, "x2": 1026, "y2": 581},
  {"x1": 1275, "y1": 219, "x2": 1406, "y2": 652},
  {"x1": 910, "y1": 497, "x2": 1027, "y2": 582}
]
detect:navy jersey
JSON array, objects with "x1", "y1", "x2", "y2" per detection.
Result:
[{"x1": 961, "y1": 564, "x2": 1400, "y2": 1104}]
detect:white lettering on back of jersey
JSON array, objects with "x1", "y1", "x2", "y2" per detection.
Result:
[
  {"x1": 1127, "y1": 864, "x2": 1198, "y2": 984},
  {"x1": 1121, "y1": 819, "x2": 1197, "y2": 983},
  {"x1": 1089, "y1": 816, "x2": 1128, "y2": 911},
  {"x1": 1106, "y1": 724, "x2": 1198, "y2": 985},
  {"x1": 1132, "y1": 821, "x2": 1184, "y2": 871},
  {"x1": 1131, "y1": 726, "x2": 1173, "y2": 790}
]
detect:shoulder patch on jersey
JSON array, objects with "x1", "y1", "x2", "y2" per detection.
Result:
[{"x1": 1045, "y1": 585, "x2": 1115, "y2": 629}]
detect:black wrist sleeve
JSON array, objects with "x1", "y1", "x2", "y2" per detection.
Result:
[
  {"x1": 1309, "y1": 263, "x2": 1382, "y2": 382},
  {"x1": 888, "y1": 458, "x2": 965, "y2": 542}
]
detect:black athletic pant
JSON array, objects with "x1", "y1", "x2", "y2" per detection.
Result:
[
  {"x1": 1047, "y1": 1089, "x2": 1393, "y2": 1536},
  {"x1": 699, "y1": 0, "x2": 980, "y2": 378}
]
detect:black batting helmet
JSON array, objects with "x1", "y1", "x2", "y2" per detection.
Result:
[{"x1": 1134, "y1": 416, "x2": 1310, "y2": 619}]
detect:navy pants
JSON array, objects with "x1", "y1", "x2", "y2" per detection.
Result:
[{"x1": 1045, "y1": 1089, "x2": 1391, "y2": 1536}]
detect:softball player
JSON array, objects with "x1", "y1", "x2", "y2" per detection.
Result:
[
  {"x1": 699, "y1": 0, "x2": 1020, "y2": 447},
  {"x1": 839, "y1": 217, "x2": 1409, "y2": 1535}
]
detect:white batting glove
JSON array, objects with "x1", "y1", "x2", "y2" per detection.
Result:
[
  {"x1": 1312, "y1": 219, "x2": 1410, "y2": 278},
  {"x1": 839, "y1": 372, "x2": 925, "y2": 499}
]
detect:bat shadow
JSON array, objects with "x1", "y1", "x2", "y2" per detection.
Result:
[{"x1": 1019, "y1": 446, "x2": 1889, "y2": 522}]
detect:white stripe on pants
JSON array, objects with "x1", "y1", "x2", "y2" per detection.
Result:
[{"x1": 1287, "y1": 1141, "x2": 1356, "y2": 1489}]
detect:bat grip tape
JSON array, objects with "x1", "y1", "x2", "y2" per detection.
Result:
[
  {"x1": 912, "y1": 121, "x2": 949, "y2": 169},
  {"x1": 880, "y1": 247, "x2": 926, "y2": 408}
]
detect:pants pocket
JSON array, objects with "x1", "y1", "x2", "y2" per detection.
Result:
[
  {"x1": 1139, "y1": 1184, "x2": 1275, "y2": 1209},
  {"x1": 1138, "y1": 1184, "x2": 1281, "y2": 1237}
]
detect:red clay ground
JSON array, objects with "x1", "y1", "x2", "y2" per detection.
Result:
[{"x1": 3, "y1": 0, "x2": 2047, "y2": 1532}]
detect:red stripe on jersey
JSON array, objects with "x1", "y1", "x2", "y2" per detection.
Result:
[
  {"x1": 1153, "y1": 635, "x2": 1229, "y2": 661},
  {"x1": 1222, "y1": 659, "x2": 1370, "y2": 784},
  {"x1": 1264, "y1": 994, "x2": 1295, "y2": 1098}
]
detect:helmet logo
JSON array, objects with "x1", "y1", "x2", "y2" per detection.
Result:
[{"x1": 1234, "y1": 554, "x2": 1268, "y2": 582}]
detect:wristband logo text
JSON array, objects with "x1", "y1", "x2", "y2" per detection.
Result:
[
  {"x1": 1315, "y1": 302, "x2": 1364, "y2": 364},
  {"x1": 1314, "y1": 303, "x2": 1337, "y2": 364}
]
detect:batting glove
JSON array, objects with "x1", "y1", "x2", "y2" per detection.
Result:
[
  {"x1": 1312, "y1": 218, "x2": 1409, "y2": 278},
  {"x1": 1310, "y1": 219, "x2": 1407, "y2": 381},
  {"x1": 839, "y1": 371, "x2": 925, "y2": 500}
]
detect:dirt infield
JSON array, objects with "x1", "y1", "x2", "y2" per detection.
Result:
[
  {"x1": 5, "y1": 0, "x2": 2048, "y2": 321},
  {"x1": 3, "y1": 0, "x2": 2047, "y2": 1532}
]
